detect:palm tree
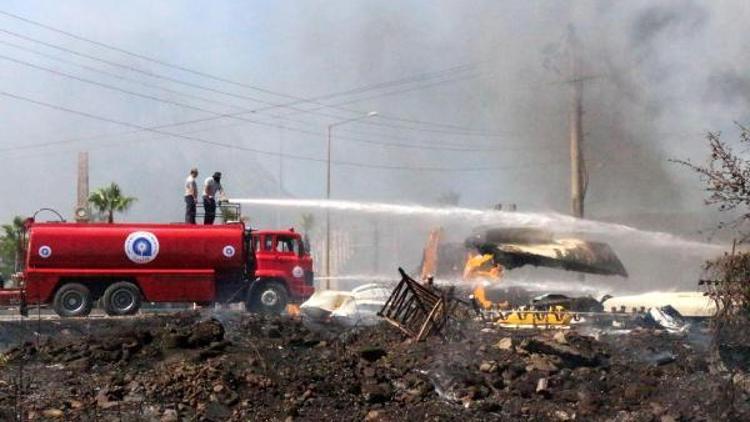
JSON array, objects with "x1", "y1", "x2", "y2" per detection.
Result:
[
  {"x1": 0, "y1": 216, "x2": 26, "y2": 275},
  {"x1": 88, "y1": 183, "x2": 137, "y2": 223}
]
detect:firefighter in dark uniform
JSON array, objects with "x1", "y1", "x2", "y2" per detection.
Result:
[{"x1": 202, "y1": 172, "x2": 225, "y2": 225}]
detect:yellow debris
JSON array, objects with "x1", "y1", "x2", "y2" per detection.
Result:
[{"x1": 496, "y1": 306, "x2": 573, "y2": 328}]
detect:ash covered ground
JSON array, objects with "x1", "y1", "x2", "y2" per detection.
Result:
[{"x1": 0, "y1": 311, "x2": 747, "y2": 421}]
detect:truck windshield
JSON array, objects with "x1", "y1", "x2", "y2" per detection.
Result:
[
  {"x1": 276, "y1": 236, "x2": 301, "y2": 255},
  {"x1": 263, "y1": 236, "x2": 273, "y2": 251}
]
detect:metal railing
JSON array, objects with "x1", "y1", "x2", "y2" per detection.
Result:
[{"x1": 192, "y1": 201, "x2": 243, "y2": 224}]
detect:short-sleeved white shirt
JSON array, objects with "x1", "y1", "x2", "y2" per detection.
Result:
[
  {"x1": 185, "y1": 175, "x2": 197, "y2": 198},
  {"x1": 204, "y1": 177, "x2": 223, "y2": 198}
]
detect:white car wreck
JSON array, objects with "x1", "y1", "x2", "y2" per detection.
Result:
[{"x1": 300, "y1": 283, "x2": 391, "y2": 326}]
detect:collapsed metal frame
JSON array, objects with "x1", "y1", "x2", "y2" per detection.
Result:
[{"x1": 378, "y1": 268, "x2": 455, "y2": 341}]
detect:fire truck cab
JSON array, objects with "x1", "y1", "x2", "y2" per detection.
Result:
[{"x1": 250, "y1": 229, "x2": 314, "y2": 313}]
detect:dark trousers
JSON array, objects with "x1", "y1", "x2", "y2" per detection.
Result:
[
  {"x1": 203, "y1": 196, "x2": 216, "y2": 225},
  {"x1": 184, "y1": 195, "x2": 196, "y2": 224}
]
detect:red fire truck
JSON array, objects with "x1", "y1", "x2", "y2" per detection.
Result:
[{"x1": 0, "y1": 219, "x2": 314, "y2": 317}]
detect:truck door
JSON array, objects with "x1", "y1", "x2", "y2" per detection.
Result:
[
  {"x1": 254, "y1": 233, "x2": 279, "y2": 274},
  {"x1": 275, "y1": 235, "x2": 303, "y2": 281}
]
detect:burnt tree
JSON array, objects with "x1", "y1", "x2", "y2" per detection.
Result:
[
  {"x1": 677, "y1": 124, "x2": 750, "y2": 374},
  {"x1": 673, "y1": 124, "x2": 750, "y2": 234}
]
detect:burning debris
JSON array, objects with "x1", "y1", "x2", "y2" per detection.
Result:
[
  {"x1": 419, "y1": 227, "x2": 628, "y2": 311},
  {"x1": 421, "y1": 227, "x2": 628, "y2": 280},
  {"x1": 365, "y1": 261, "x2": 713, "y2": 336},
  {"x1": 465, "y1": 227, "x2": 628, "y2": 277}
]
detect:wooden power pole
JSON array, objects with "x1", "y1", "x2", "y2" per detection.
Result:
[
  {"x1": 568, "y1": 28, "x2": 586, "y2": 219},
  {"x1": 570, "y1": 77, "x2": 585, "y2": 218}
]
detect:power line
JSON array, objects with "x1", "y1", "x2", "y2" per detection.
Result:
[
  {"x1": 0, "y1": 50, "x2": 510, "y2": 154},
  {"x1": 278, "y1": 64, "x2": 476, "y2": 104},
  {"x1": 246, "y1": 63, "x2": 484, "y2": 127},
  {"x1": 0, "y1": 27, "x2": 505, "y2": 140},
  {"x1": 0, "y1": 109, "x2": 553, "y2": 155},
  {"x1": 0, "y1": 29, "x2": 299, "y2": 110},
  {"x1": 0, "y1": 93, "x2": 552, "y2": 155},
  {"x1": 0, "y1": 89, "x2": 564, "y2": 172},
  {"x1": 0, "y1": 38, "x2": 247, "y2": 112},
  {"x1": 271, "y1": 71, "x2": 495, "y2": 135},
  {"x1": 0, "y1": 36, "x2": 490, "y2": 137},
  {"x1": 0, "y1": 10, "x2": 506, "y2": 136},
  {"x1": 251, "y1": 70, "x2": 512, "y2": 136},
  {"x1": 258, "y1": 70, "x2": 510, "y2": 137},
  {"x1": 0, "y1": 36, "x2": 517, "y2": 152}
]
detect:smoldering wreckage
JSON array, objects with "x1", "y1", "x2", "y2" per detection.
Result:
[
  {"x1": 0, "y1": 226, "x2": 746, "y2": 421},
  {"x1": 303, "y1": 226, "x2": 712, "y2": 327}
]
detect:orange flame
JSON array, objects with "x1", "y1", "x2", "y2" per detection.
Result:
[{"x1": 286, "y1": 304, "x2": 301, "y2": 317}]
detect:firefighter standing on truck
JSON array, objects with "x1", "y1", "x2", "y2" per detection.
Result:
[
  {"x1": 184, "y1": 168, "x2": 199, "y2": 224},
  {"x1": 203, "y1": 171, "x2": 225, "y2": 225}
]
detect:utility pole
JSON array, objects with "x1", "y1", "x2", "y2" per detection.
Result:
[
  {"x1": 570, "y1": 76, "x2": 585, "y2": 218},
  {"x1": 277, "y1": 129, "x2": 283, "y2": 228},
  {"x1": 75, "y1": 151, "x2": 90, "y2": 222},
  {"x1": 568, "y1": 27, "x2": 586, "y2": 219},
  {"x1": 325, "y1": 111, "x2": 378, "y2": 288},
  {"x1": 373, "y1": 218, "x2": 379, "y2": 274},
  {"x1": 566, "y1": 26, "x2": 588, "y2": 287},
  {"x1": 325, "y1": 126, "x2": 332, "y2": 287}
]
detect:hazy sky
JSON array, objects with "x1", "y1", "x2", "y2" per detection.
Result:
[{"x1": 1, "y1": 0, "x2": 748, "y2": 229}]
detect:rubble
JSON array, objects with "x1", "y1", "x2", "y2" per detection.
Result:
[
  {"x1": 495, "y1": 337, "x2": 514, "y2": 350},
  {"x1": 0, "y1": 310, "x2": 747, "y2": 420},
  {"x1": 645, "y1": 305, "x2": 690, "y2": 333},
  {"x1": 601, "y1": 291, "x2": 716, "y2": 317}
]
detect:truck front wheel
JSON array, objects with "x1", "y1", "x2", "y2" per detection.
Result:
[
  {"x1": 53, "y1": 283, "x2": 93, "y2": 317},
  {"x1": 102, "y1": 282, "x2": 142, "y2": 316},
  {"x1": 247, "y1": 281, "x2": 288, "y2": 314}
]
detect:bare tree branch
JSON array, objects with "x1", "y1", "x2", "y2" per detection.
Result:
[{"x1": 672, "y1": 124, "x2": 750, "y2": 239}]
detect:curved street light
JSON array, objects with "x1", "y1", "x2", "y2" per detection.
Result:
[{"x1": 325, "y1": 111, "x2": 378, "y2": 288}]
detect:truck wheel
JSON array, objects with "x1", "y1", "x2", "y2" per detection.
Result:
[
  {"x1": 102, "y1": 282, "x2": 142, "y2": 316},
  {"x1": 53, "y1": 283, "x2": 93, "y2": 317},
  {"x1": 248, "y1": 282, "x2": 288, "y2": 314}
]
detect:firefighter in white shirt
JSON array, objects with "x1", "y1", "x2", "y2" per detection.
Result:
[{"x1": 184, "y1": 168, "x2": 198, "y2": 224}]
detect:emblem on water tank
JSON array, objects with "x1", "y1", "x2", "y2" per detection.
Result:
[
  {"x1": 223, "y1": 245, "x2": 236, "y2": 258},
  {"x1": 38, "y1": 245, "x2": 52, "y2": 258},
  {"x1": 124, "y1": 231, "x2": 159, "y2": 264}
]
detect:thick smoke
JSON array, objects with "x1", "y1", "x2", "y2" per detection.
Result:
[
  {"x1": 1, "y1": 1, "x2": 749, "y2": 290},
  {"x1": 0, "y1": 1, "x2": 744, "y2": 224},
  {"x1": 451, "y1": 1, "x2": 713, "y2": 222}
]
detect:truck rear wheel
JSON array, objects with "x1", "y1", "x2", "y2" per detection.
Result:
[
  {"x1": 102, "y1": 282, "x2": 142, "y2": 316},
  {"x1": 53, "y1": 283, "x2": 93, "y2": 317},
  {"x1": 247, "y1": 281, "x2": 288, "y2": 314}
]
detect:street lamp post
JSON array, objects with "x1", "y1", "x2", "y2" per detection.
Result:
[{"x1": 325, "y1": 111, "x2": 377, "y2": 289}]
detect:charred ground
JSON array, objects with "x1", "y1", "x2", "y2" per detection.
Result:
[{"x1": 0, "y1": 311, "x2": 747, "y2": 421}]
